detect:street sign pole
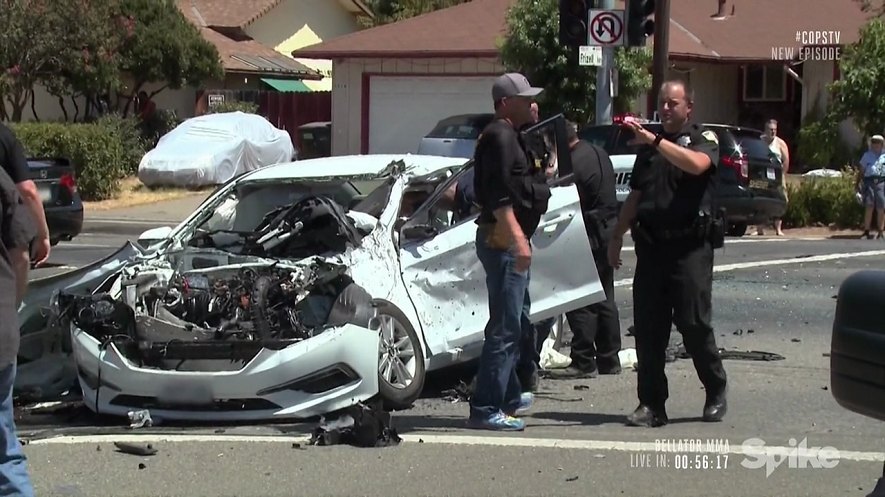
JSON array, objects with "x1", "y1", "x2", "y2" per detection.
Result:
[{"x1": 595, "y1": 0, "x2": 615, "y2": 125}]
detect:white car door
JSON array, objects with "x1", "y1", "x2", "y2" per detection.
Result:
[
  {"x1": 529, "y1": 181, "x2": 606, "y2": 322},
  {"x1": 397, "y1": 166, "x2": 606, "y2": 361},
  {"x1": 398, "y1": 177, "x2": 487, "y2": 358}
]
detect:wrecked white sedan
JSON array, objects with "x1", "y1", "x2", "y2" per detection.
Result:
[{"x1": 18, "y1": 154, "x2": 604, "y2": 421}]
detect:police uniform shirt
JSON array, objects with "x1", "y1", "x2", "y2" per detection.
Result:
[
  {"x1": 0, "y1": 123, "x2": 30, "y2": 184},
  {"x1": 571, "y1": 140, "x2": 618, "y2": 247},
  {"x1": 628, "y1": 123, "x2": 719, "y2": 230},
  {"x1": 0, "y1": 122, "x2": 37, "y2": 249},
  {"x1": 0, "y1": 168, "x2": 29, "y2": 368},
  {"x1": 474, "y1": 120, "x2": 547, "y2": 238}
]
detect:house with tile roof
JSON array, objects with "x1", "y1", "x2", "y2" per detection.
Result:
[
  {"x1": 292, "y1": 0, "x2": 873, "y2": 160},
  {"x1": 10, "y1": 0, "x2": 373, "y2": 122},
  {"x1": 144, "y1": 0, "x2": 374, "y2": 118}
]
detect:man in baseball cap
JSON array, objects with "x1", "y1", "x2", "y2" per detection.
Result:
[{"x1": 468, "y1": 72, "x2": 549, "y2": 431}]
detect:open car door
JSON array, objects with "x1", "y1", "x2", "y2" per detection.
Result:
[
  {"x1": 397, "y1": 164, "x2": 605, "y2": 365},
  {"x1": 529, "y1": 181, "x2": 605, "y2": 321}
]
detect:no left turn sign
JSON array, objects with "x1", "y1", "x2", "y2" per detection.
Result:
[{"x1": 588, "y1": 9, "x2": 625, "y2": 47}]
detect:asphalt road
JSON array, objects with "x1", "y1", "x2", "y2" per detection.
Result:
[{"x1": 21, "y1": 229, "x2": 885, "y2": 497}]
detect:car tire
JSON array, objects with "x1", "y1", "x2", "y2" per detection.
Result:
[
  {"x1": 50, "y1": 238, "x2": 60, "y2": 246},
  {"x1": 727, "y1": 222, "x2": 748, "y2": 237},
  {"x1": 373, "y1": 300, "x2": 425, "y2": 410}
]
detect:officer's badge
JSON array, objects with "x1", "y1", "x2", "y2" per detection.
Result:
[
  {"x1": 701, "y1": 130, "x2": 719, "y2": 145},
  {"x1": 534, "y1": 158, "x2": 542, "y2": 170},
  {"x1": 677, "y1": 135, "x2": 691, "y2": 147}
]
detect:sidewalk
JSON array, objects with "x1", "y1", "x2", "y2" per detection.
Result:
[{"x1": 83, "y1": 193, "x2": 212, "y2": 236}]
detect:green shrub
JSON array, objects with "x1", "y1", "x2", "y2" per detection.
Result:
[
  {"x1": 139, "y1": 108, "x2": 183, "y2": 150},
  {"x1": 10, "y1": 120, "x2": 137, "y2": 201},
  {"x1": 208, "y1": 101, "x2": 259, "y2": 114},
  {"x1": 783, "y1": 167, "x2": 864, "y2": 229},
  {"x1": 95, "y1": 114, "x2": 149, "y2": 175}
]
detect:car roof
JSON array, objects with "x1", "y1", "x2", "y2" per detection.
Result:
[{"x1": 243, "y1": 154, "x2": 469, "y2": 182}]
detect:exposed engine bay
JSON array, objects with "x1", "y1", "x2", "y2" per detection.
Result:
[{"x1": 57, "y1": 258, "x2": 376, "y2": 372}]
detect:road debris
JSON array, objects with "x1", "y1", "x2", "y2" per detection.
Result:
[
  {"x1": 114, "y1": 442, "x2": 157, "y2": 456},
  {"x1": 440, "y1": 380, "x2": 472, "y2": 403},
  {"x1": 128, "y1": 409, "x2": 153, "y2": 429},
  {"x1": 573, "y1": 385, "x2": 590, "y2": 391},
  {"x1": 309, "y1": 402, "x2": 401, "y2": 448}
]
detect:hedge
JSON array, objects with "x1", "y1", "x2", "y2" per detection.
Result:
[
  {"x1": 10, "y1": 115, "x2": 147, "y2": 201},
  {"x1": 783, "y1": 168, "x2": 864, "y2": 229}
]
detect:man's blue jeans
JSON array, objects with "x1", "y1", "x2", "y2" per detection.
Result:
[
  {"x1": 0, "y1": 363, "x2": 34, "y2": 496},
  {"x1": 470, "y1": 229, "x2": 533, "y2": 419}
]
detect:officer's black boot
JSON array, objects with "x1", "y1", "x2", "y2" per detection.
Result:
[
  {"x1": 703, "y1": 386, "x2": 728, "y2": 422},
  {"x1": 626, "y1": 405, "x2": 669, "y2": 427}
]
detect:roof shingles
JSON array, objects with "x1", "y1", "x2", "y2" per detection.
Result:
[
  {"x1": 293, "y1": 0, "x2": 873, "y2": 62},
  {"x1": 176, "y1": 0, "x2": 320, "y2": 78}
]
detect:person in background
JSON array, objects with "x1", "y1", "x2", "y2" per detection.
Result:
[
  {"x1": 0, "y1": 166, "x2": 37, "y2": 496},
  {"x1": 857, "y1": 134, "x2": 885, "y2": 239},
  {"x1": 0, "y1": 122, "x2": 51, "y2": 303},
  {"x1": 758, "y1": 119, "x2": 789, "y2": 236},
  {"x1": 546, "y1": 121, "x2": 622, "y2": 379}
]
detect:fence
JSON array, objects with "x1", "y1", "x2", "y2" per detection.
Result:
[{"x1": 197, "y1": 89, "x2": 331, "y2": 151}]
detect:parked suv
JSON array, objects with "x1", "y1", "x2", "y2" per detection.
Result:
[
  {"x1": 417, "y1": 113, "x2": 494, "y2": 158},
  {"x1": 579, "y1": 119, "x2": 787, "y2": 237}
]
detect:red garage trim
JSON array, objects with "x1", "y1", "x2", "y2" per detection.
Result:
[{"x1": 359, "y1": 72, "x2": 499, "y2": 154}]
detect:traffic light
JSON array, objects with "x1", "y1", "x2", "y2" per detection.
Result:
[
  {"x1": 559, "y1": 0, "x2": 589, "y2": 48},
  {"x1": 626, "y1": 0, "x2": 655, "y2": 47}
]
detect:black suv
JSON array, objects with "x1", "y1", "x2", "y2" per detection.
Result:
[{"x1": 579, "y1": 122, "x2": 787, "y2": 236}]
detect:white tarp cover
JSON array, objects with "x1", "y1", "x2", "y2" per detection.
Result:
[{"x1": 138, "y1": 112, "x2": 296, "y2": 188}]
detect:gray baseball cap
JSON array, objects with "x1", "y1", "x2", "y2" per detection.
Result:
[{"x1": 492, "y1": 73, "x2": 543, "y2": 101}]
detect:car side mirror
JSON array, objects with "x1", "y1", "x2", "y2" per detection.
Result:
[
  {"x1": 402, "y1": 224, "x2": 438, "y2": 240},
  {"x1": 830, "y1": 270, "x2": 885, "y2": 422},
  {"x1": 137, "y1": 226, "x2": 173, "y2": 249}
]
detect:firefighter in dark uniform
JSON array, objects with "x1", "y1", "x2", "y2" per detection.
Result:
[{"x1": 608, "y1": 80, "x2": 728, "y2": 427}]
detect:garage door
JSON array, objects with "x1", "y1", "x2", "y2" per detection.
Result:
[{"x1": 368, "y1": 75, "x2": 496, "y2": 154}]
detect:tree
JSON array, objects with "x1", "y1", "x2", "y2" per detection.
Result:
[
  {"x1": 0, "y1": 0, "x2": 117, "y2": 121},
  {"x1": 40, "y1": 0, "x2": 126, "y2": 121},
  {"x1": 360, "y1": 0, "x2": 470, "y2": 27},
  {"x1": 500, "y1": 0, "x2": 652, "y2": 125},
  {"x1": 828, "y1": 18, "x2": 885, "y2": 138},
  {"x1": 116, "y1": 0, "x2": 223, "y2": 115},
  {"x1": 855, "y1": 0, "x2": 885, "y2": 16}
]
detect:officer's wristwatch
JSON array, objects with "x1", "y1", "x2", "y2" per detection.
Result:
[{"x1": 653, "y1": 133, "x2": 663, "y2": 147}]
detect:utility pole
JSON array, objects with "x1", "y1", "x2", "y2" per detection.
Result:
[
  {"x1": 651, "y1": 0, "x2": 670, "y2": 109},
  {"x1": 595, "y1": 0, "x2": 614, "y2": 125}
]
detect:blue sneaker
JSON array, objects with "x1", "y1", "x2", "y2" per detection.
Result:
[
  {"x1": 467, "y1": 411, "x2": 526, "y2": 431},
  {"x1": 505, "y1": 392, "x2": 534, "y2": 416}
]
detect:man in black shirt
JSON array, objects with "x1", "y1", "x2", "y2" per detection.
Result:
[
  {"x1": 468, "y1": 73, "x2": 549, "y2": 431},
  {"x1": 548, "y1": 121, "x2": 622, "y2": 379},
  {"x1": 0, "y1": 167, "x2": 37, "y2": 495},
  {"x1": 0, "y1": 122, "x2": 51, "y2": 302},
  {"x1": 608, "y1": 79, "x2": 728, "y2": 428}
]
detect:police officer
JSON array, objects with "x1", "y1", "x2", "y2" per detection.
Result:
[
  {"x1": 548, "y1": 121, "x2": 622, "y2": 378},
  {"x1": 468, "y1": 73, "x2": 549, "y2": 431},
  {"x1": 608, "y1": 79, "x2": 728, "y2": 427}
]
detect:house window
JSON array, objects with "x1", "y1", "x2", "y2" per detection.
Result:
[{"x1": 743, "y1": 64, "x2": 786, "y2": 101}]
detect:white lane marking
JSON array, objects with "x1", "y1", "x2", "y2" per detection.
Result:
[
  {"x1": 55, "y1": 243, "x2": 116, "y2": 249},
  {"x1": 621, "y1": 237, "x2": 827, "y2": 252},
  {"x1": 614, "y1": 249, "x2": 885, "y2": 287},
  {"x1": 24, "y1": 433, "x2": 885, "y2": 462}
]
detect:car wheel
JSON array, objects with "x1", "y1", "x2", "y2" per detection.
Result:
[
  {"x1": 50, "y1": 238, "x2": 60, "y2": 246},
  {"x1": 373, "y1": 300, "x2": 425, "y2": 410},
  {"x1": 727, "y1": 222, "x2": 747, "y2": 237}
]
